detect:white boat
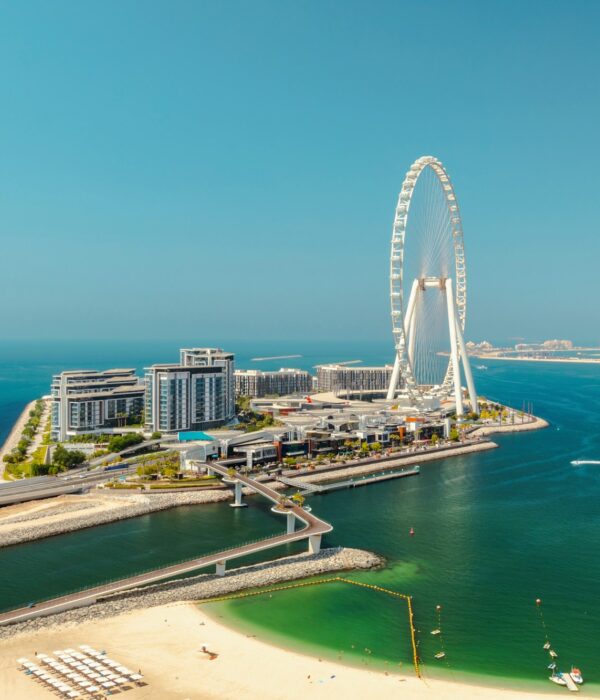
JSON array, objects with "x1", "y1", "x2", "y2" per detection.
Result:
[
  {"x1": 549, "y1": 674, "x2": 567, "y2": 686},
  {"x1": 475, "y1": 365, "x2": 488, "y2": 370},
  {"x1": 430, "y1": 629, "x2": 441, "y2": 636},
  {"x1": 549, "y1": 649, "x2": 559, "y2": 658},
  {"x1": 570, "y1": 667, "x2": 583, "y2": 684},
  {"x1": 434, "y1": 652, "x2": 446, "y2": 660},
  {"x1": 543, "y1": 641, "x2": 551, "y2": 650},
  {"x1": 571, "y1": 460, "x2": 600, "y2": 466}
]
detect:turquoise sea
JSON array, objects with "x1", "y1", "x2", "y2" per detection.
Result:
[{"x1": 1, "y1": 340, "x2": 600, "y2": 692}]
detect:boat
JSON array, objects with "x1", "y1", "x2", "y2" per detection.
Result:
[
  {"x1": 571, "y1": 460, "x2": 600, "y2": 466},
  {"x1": 549, "y1": 649, "x2": 558, "y2": 658},
  {"x1": 570, "y1": 667, "x2": 583, "y2": 684},
  {"x1": 434, "y1": 652, "x2": 446, "y2": 660},
  {"x1": 549, "y1": 674, "x2": 567, "y2": 686},
  {"x1": 475, "y1": 364, "x2": 488, "y2": 370},
  {"x1": 430, "y1": 629, "x2": 441, "y2": 636},
  {"x1": 543, "y1": 641, "x2": 551, "y2": 650}
]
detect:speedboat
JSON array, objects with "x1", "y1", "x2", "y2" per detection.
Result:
[
  {"x1": 434, "y1": 652, "x2": 446, "y2": 660},
  {"x1": 570, "y1": 667, "x2": 583, "y2": 684},
  {"x1": 430, "y1": 629, "x2": 441, "y2": 636},
  {"x1": 549, "y1": 650, "x2": 558, "y2": 658},
  {"x1": 549, "y1": 673, "x2": 567, "y2": 686},
  {"x1": 571, "y1": 460, "x2": 600, "y2": 466},
  {"x1": 543, "y1": 641, "x2": 551, "y2": 650}
]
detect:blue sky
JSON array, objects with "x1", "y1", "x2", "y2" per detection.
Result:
[{"x1": 1, "y1": 1, "x2": 599, "y2": 344}]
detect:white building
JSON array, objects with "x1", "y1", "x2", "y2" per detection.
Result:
[
  {"x1": 234, "y1": 368, "x2": 313, "y2": 397},
  {"x1": 51, "y1": 369, "x2": 145, "y2": 442},
  {"x1": 316, "y1": 364, "x2": 395, "y2": 395},
  {"x1": 144, "y1": 348, "x2": 235, "y2": 433}
]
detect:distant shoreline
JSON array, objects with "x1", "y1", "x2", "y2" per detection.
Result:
[{"x1": 471, "y1": 354, "x2": 600, "y2": 365}]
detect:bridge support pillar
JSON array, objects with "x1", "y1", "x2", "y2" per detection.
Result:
[
  {"x1": 230, "y1": 480, "x2": 248, "y2": 508},
  {"x1": 216, "y1": 561, "x2": 226, "y2": 576},
  {"x1": 286, "y1": 511, "x2": 295, "y2": 534},
  {"x1": 206, "y1": 466, "x2": 214, "y2": 476},
  {"x1": 308, "y1": 534, "x2": 322, "y2": 555}
]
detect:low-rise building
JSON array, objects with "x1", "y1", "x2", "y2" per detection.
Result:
[
  {"x1": 316, "y1": 364, "x2": 395, "y2": 395},
  {"x1": 51, "y1": 369, "x2": 145, "y2": 442},
  {"x1": 234, "y1": 368, "x2": 313, "y2": 397}
]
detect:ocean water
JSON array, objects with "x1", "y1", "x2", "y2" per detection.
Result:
[{"x1": 1, "y1": 340, "x2": 600, "y2": 690}]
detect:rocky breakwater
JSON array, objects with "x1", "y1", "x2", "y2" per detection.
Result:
[
  {"x1": 0, "y1": 547, "x2": 383, "y2": 639},
  {"x1": 471, "y1": 415, "x2": 549, "y2": 437},
  {"x1": 0, "y1": 489, "x2": 232, "y2": 548}
]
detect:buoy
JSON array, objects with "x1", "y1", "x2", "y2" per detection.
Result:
[
  {"x1": 536, "y1": 598, "x2": 542, "y2": 605},
  {"x1": 436, "y1": 604, "x2": 442, "y2": 611},
  {"x1": 409, "y1": 527, "x2": 415, "y2": 536}
]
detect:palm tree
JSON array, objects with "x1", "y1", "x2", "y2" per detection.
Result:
[{"x1": 291, "y1": 491, "x2": 305, "y2": 508}]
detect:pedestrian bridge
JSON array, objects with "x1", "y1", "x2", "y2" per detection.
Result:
[{"x1": 0, "y1": 462, "x2": 333, "y2": 627}]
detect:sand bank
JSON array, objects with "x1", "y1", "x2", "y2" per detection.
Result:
[{"x1": 0, "y1": 601, "x2": 564, "y2": 700}]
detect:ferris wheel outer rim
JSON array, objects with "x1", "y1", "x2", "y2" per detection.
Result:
[{"x1": 389, "y1": 155, "x2": 467, "y2": 401}]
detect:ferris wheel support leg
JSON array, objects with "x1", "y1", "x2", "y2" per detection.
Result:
[
  {"x1": 387, "y1": 279, "x2": 419, "y2": 401},
  {"x1": 387, "y1": 352, "x2": 402, "y2": 401},
  {"x1": 445, "y1": 278, "x2": 464, "y2": 416},
  {"x1": 454, "y1": 313, "x2": 478, "y2": 414},
  {"x1": 403, "y1": 279, "x2": 419, "y2": 373},
  {"x1": 407, "y1": 304, "x2": 417, "y2": 368}
]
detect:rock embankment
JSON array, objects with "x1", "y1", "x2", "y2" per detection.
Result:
[
  {"x1": 0, "y1": 546, "x2": 382, "y2": 639},
  {"x1": 302, "y1": 440, "x2": 499, "y2": 485},
  {"x1": 0, "y1": 490, "x2": 232, "y2": 548},
  {"x1": 471, "y1": 416, "x2": 549, "y2": 437}
]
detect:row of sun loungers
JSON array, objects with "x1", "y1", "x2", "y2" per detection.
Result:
[{"x1": 17, "y1": 645, "x2": 145, "y2": 697}]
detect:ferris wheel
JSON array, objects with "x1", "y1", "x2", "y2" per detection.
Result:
[{"x1": 386, "y1": 156, "x2": 477, "y2": 415}]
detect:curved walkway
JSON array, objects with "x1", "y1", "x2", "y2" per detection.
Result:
[{"x1": 0, "y1": 463, "x2": 332, "y2": 627}]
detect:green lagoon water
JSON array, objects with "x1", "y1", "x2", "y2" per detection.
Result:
[{"x1": 1, "y1": 344, "x2": 600, "y2": 690}]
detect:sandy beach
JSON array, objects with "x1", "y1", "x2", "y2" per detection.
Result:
[
  {"x1": 0, "y1": 399, "x2": 38, "y2": 479},
  {"x1": 0, "y1": 602, "x2": 564, "y2": 700}
]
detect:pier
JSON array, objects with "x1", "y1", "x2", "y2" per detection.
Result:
[{"x1": 277, "y1": 466, "x2": 420, "y2": 494}]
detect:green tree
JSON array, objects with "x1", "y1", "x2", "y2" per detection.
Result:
[
  {"x1": 108, "y1": 433, "x2": 144, "y2": 453},
  {"x1": 371, "y1": 441, "x2": 382, "y2": 452},
  {"x1": 449, "y1": 428, "x2": 460, "y2": 442},
  {"x1": 52, "y1": 444, "x2": 86, "y2": 470},
  {"x1": 291, "y1": 491, "x2": 305, "y2": 507},
  {"x1": 150, "y1": 431, "x2": 162, "y2": 440}
]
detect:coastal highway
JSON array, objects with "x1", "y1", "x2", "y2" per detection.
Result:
[
  {"x1": 0, "y1": 462, "x2": 333, "y2": 626},
  {"x1": 0, "y1": 439, "x2": 166, "y2": 507}
]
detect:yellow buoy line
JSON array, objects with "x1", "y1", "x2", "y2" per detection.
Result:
[{"x1": 199, "y1": 576, "x2": 422, "y2": 679}]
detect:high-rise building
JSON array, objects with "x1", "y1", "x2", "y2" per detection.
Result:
[
  {"x1": 316, "y1": 364, "x2": 395, "y2": 395},
  {"x1": 234, "y1": 368, "x2": 313, "y2": 397},
  {"x1": 145, "y1": 348, "x2": 235, "y2": 433},
  {"x1": 51, "y1": 369, "x2": 145, "y2": 442}
]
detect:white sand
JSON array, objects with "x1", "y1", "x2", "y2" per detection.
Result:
[{"x1": 0, "y1": 603, "x2": 563, "y2": 700}]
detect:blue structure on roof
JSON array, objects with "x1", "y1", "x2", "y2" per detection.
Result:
[{"x1": 178, "y1": 431, "x2": 215, "y2": 442}]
